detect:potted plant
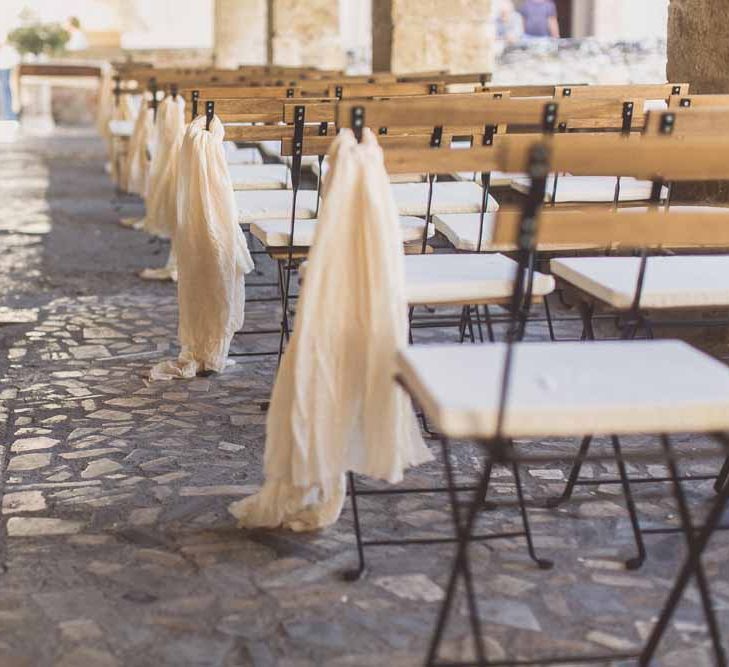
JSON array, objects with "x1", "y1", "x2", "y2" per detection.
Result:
[{"x1": 8, "y1": 23, "x2": 70, "y2": 58}]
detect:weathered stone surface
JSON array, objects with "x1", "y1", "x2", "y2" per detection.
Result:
[
  {"x1": 213, "y1": 0, "x2": 268, "y2": 67},
  {"x1": 668, "y1": 0, "x2": 729, "y2": 202},
  {"x1": 270, "y1": 0, "x2": 345, "y2": 69},
  {"x1": 373, "y1": 0, "x2": 493, "y2": 74}
]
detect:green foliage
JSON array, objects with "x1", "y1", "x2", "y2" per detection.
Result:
[{"x1": 8, "y1": 23, "x2": 70, "y2": 57}]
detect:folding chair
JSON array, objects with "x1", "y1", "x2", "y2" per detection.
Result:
[{"x1": 393, "y1": 134, "x2": 729, "y2": 666}]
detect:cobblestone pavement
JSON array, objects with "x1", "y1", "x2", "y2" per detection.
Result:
[{"x1": 1, "y1": 128, "x2": 728, "y2": 667}]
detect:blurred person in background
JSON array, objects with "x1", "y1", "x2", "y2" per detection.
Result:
[
  {"x1": 65, "y1": 16, "x2": 89, "y2": 51},
  {"x1": 519, "y1": 0, "x2": 560, "y2": 39},
  {"x1": 495, "y1": 0, "x2": 525, "y2": 45},
  {"x1": 0, "y1": 37, "x2": 20, "y2": 121}
]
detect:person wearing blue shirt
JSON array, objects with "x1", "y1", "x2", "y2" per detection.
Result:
[{"x1": 519, "y1": 0, "x2": 561, "y2": 38}]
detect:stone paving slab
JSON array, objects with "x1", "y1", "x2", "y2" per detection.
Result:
[{"x1": 0, "y1": 128, "x2": 727, "y2": 666}]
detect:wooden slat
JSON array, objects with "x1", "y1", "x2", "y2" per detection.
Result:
[
  {"x1": 384, "y1": 144, "x2": 500, "y2": 174},
  {"x1": 328, "y1": 82, "x2": 445, "y2": 98},
  {"x1": 19, "y1": 64, "x2": 102, "y2": 77},
  {"x1": 554, "y1": 83, "x2": 689, "y2": 99},
  {"x1": 337, "y1": 96, "x2": 551, "y2": 129},
  {"x1": 282, "y1": 100, "x2": 338, "y2": 123},
  {"x1": 181, "y1": 86, "x2": 303, "y2": 100},
  {"x1": 499, "y1": 134, "x2": 729, "y2": 181},
  {"x1": 668, "y1": 94, "x2": 729, "y2": 109},
  {"x1": 223, "y1": 124, "x2": 333, "y2": 142},
  {"x1": 644, "y1": 107, "x2": 729, "y2": 136},
  {"x1": 492, "y1": 208, "x2": 729, "y2": 248}
]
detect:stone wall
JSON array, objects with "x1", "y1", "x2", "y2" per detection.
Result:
[
  {"x1": 214, "y1": 0, "x2": 267, "y2": 67},
  {"x1": 269, "y1": 0, "x2": 345, "y2": 69},
  {"x1": 667, "y1": 0, "x2": 729, "y2": 93},
  {"x1": 372, "y1": 0, "x2": 493, "y2": 74},
  {"x1": 667, "y1": 0, "x2": 729, "y2": 201}
]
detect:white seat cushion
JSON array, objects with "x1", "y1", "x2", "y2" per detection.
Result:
[
  {"x1": 393, "y1": 181, "x2": 499, "y2": 217},
  {"x1": 551, "y1": 255, "x2": 729, "y2": 310},
  {"x1": 251, "y1": 216, "x2": 434, "y2": 248},
  {"x1": 432, "y1": 213, "x2": 595, "y2": 252},
  {"x1": 313, "y1": 157, "x2": 425, "y2": 184},
  {"x1": 283, "y1": 155, "x2": 319, "y2": 168},
  {"x1": 453, "y1": 171, "x2": 522, "y2": 187},
  {"x1": 229, "y1": 164, "x2": 290, "y2": 190},
  {"x1": 510, "y1": 176, "x2": 668, "y2": 203},
  {"x1": 405, "y1": 253, "x2": 555, "y2": 305},
  {"x1": 235, "y1": 190, "x2": 319, "y2": 224},
  {"x1": 224, "y1": 143, "x2": 263, "y2": 165},
  {"x1": 109, "y1": 120, "x2": 133, "y2": 137},
  {"x1": 258, "y1": 141, "x2": 281, "y2": 159},
  {"x1": 397, "y1": 340, "x2": 729, "y2": 439}
]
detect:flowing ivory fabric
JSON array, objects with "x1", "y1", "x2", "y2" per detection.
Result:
[
  {"x1": 150, "y1": 115, "x2": 254, "y2": 380},
  {"x1": 125, "y1": 99, "x2": 154, "y2": 197},
  {"x1": 140, "y1": 95, "x2": 187, "y2": 282},
  {"x1": 230, "y1": 129, "x2": 433, "y2": 532},
  {"x1": 109, "y1": 94, "x2": 141, "y2": 191}
]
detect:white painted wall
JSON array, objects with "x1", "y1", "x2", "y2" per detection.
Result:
[{"x1": 590, "y1": 0, "x2": 668, "y2": 41}]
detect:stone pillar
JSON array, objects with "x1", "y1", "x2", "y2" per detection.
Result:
[
  {"x1": 269, "y1": 0, "x2": 345, "y2": 70},
  {"x1": 668, "y1": 0, "x2": 729, "y2": 202},
  {"x1": 667, "y1": 0, "x2": 729, "y2": 93},
  {"x1": 372, "y1": 0, "x2": 493, "y2": 74},
  {"x1": 214, "y1": 0, "x2": 268, "y2": 67}
]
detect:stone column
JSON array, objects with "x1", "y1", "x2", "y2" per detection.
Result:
[
  {"x1": 668, "y1": 0, "x2": 729, "y2": 202},
  {"x1": 372, "y1": 0, "x2": 493, "y2": 74},
  {"x1": 268, "y1": 0, "x2": 345, "y2": 70},
  {"x1": 667, "y1": 0, "x2": 729, "y2": 93},
  {"x1": 214, "y1": 0, "x2": 268, "y2": 67}
]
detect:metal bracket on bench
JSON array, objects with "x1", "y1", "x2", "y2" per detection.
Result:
[
  {"x1": 286, "y1": 88, "x2": 294, "y2": 98},
  {"x1": 429, "y1": 83, "x2": 438, "y2": 95},
  {"x1": 149, "y1": 77, "x2": 158, "y2": 122},
  {"x1": 483, "y1": 125, "x2": 497, "y2": 147},
  {"x1": 660, "y1": 112, "x2": 676, "y2": 135},
  {"x1": 378, "y1": 127, "x2": 388, "y2": 135},
  {"x1": 622, "y1": 101, "x2": 634, "y2": 135},
  {"x1": 205, "y1": 101, "x2": 214, "y2": 131},
  {"x1": 671, "y1": 85, "x2": 682, "y2": 96},
  {"x1": 335, "y1": 85, "x2": 343, "y2": 100},
  {"x1": 542, "y1": 102, "x2": 558, "y2": 134},
  {"x1": 352, "y1": 106, "x2": 364, "y2": 144},
  {"x1": 191, "y1": 90, "x2": 199, "y2": 121},
  {"x1": 562, "y1": 87, "x2": 572, "y2": 97},
  {"x1": 113, "y1": 76, "x2": 121, "y2": 108},
  {"x1": 679, "y1": 98, "x2": 692, "y2": 108},
  {"x1": 430, "y1": 125, "x2": 443, "y2": 148},
  {"x1": 291, "y1": 105, "x2": 306, "y2": 189}
]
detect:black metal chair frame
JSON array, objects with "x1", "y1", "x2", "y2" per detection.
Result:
[{"x1": 413, "y1": 144, "x2": 729, "y2": 666}]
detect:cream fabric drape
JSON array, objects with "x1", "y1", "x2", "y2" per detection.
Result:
[
  {"x1": 139, "y1": 95, "x2": 186, "y2": 282},
  {"x1": 124, "y1": 100, "x2": 154, "y2": 197},
  {"x1": 109, "y1": 94, "x2": 140, "y2": 191},
  {"x1": 229, "y1": 129, "x2": 432, "y2": 532},
  {"x1": 150, "y1": 115, "x2": 254, "y2": 380}
]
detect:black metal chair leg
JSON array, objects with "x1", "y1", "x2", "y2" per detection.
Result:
[
  {"x1": 714, "y1": 454, "x2": 729, "y2": 493},
  {"x1": 546, "y1": 435, "x2": 593, "y2": 508},
  {"x1": 611, "y1": 435, "x2": 647, "y2": 570},
  {"x1": 440, "y1": 439, "x2": 488, "y2": 663},
  {"x1": 511, "y1": 450, "x2": 553, "y2": 570},
  {"x1": 425, "y1": 449, "x2": 493, "y2": 667},
  {"x1": 482, "y1": 305, "x2": 495, "y2": 343},
  {"x1": 640, "y1": 457, "x2": 729, "y2": 666},
  {"x1": 343, "y1": 472, "x2": 367, "y2": 582},
  {"x1": 473, "y1": 305, "x2": 485, "y2": 343},
  {"x1": 661, "y1": 435, "x2": 727, "y2": 667},
  {"x1": 543, "y1": 295, "x2": 557, "y2": 341}
]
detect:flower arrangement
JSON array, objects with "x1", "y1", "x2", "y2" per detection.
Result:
[{"x1": 8, "y1": 23, "x2": 70, "y2": 57}]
